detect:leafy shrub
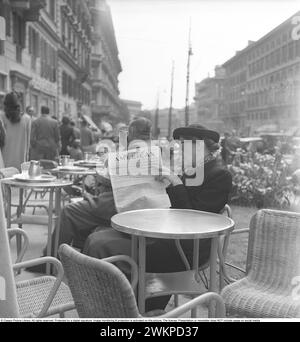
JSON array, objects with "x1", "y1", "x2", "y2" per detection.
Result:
[{"x1": 228, "y1": 151, "x2": 294, "y2": 209}]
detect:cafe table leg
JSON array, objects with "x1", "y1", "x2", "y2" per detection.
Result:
[
  {"x1": 191, "y1": 239, "x2": 200, "y2": 318},
  {"x1": 46, "y1": 189, "x2": 54, "y2": 275},
  {"x1": 53, "y1": 188, "x2": 62, "y2": 259},
  {"x1": 131, "y1": 236, "x2": 138, "y2": 294},
  {"x1": 5, "y1": 185, "x2": 12, "y2": 228},
  {"x1": 138, "y1": 236, "x2": 146, "y2": 314},
  {"x1": 16, "y1": 188, "x2": 24, "y2": 256},
  {"x1": 208, "y1": 237, "x2": 219, "y2": 318}
]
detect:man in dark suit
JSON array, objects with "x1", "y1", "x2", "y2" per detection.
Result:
[{"x1": 30, "y1": 106, "x2": 61, "y2": 161}]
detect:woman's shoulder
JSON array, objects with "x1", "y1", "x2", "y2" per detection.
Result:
[
  {"x1": 208, "y1": 162, "x2": 232, "y2": 182},
  {"x1": 22, "y1": 113, "x2": 31, "y2": 122}
]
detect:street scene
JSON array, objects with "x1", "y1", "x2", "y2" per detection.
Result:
[{"x1": 0, "y1": 0, "x2": 300, "y2": 323}]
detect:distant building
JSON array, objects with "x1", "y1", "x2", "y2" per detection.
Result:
[
  {"x1": 121, "y1": 99, "x2": 143, "y2": 120},
  {"x1": 194, "y1": 12, "x2": 300, "y2": 136},
  {"x1": 194, "y1": 66, "x2": 226, "y2": 132},
  {"x1": 90, "y1": 0, "x2": 123, "y2": 127},
  {"x1": 151, "y1": 104, "x2": 197, "y2": 138},
  {"x1": 222, "y1": 11, "x2": 300, "y2": 135}
]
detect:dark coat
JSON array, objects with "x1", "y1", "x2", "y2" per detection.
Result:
[
  {"x1": 167, "y1": 159, "x2": 232, "y2": 213},
  {"x1": 60, "y1": 124, "x2": 75, "y2": 155},
  {"x1": 30, "y1": 116, "x2": 60, "y2": 160},
  {"x1": 163, "y1": 159, "x2": 233, "y2": 267}
]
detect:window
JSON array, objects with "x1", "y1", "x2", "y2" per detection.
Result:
[
  {"x1": 46, "y1": 0, "x2": 56, "y2": 21},
  {"x1": 0, "y1": 5, "x2": 11, "y2": 37},
  {"x1": 0, "y1": 41, "x2": 4, "y2": 55},
  {"x1": 12, "y1": 12, "x2": 25, "y2": 63},
  {"x1": 296, "y1": 40, "x2": 300, "y2": 58},
  {"x1": 0, "y1": 74, "x2": 7, "y2": 92},
  {"x1": 288, "y1": 41, "x2": 294, "y2": 60},
  {"x1": 31, "y1": 94, "x2": 39, "y2": 117},
  {"x1": 29, "y1": 26, "x2": 40, "y2": 70},
  {"x1": 40, "y1": 38, "x2": 57, "y2": 83}
]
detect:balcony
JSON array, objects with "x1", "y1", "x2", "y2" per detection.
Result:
[
  {"x1": 9, "y1": 0, "x2": 46, "y2": 22},
  {"x1": 91, "y1": 103, "x2": 111, "y2": 116},
  {"x1": 92, "y1": 53, "x2": 103, "y2": 66}
]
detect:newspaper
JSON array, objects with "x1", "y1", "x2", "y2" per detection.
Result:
[{"x1": 108, "y1": 146, "x2": 171, "y2": 213}]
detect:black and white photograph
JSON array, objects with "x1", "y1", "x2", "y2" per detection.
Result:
[{"x1": 0, "y1": 0, "x2": 300, "y2": 324}]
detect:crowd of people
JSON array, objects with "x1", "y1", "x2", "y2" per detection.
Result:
[{"x1": 0, "y1": 91, "x2": 100, "y2": 171}]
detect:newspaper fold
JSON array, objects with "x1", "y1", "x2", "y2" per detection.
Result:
[{"x1": 108, "y1": 146, "x2": 171, "y2": 213}]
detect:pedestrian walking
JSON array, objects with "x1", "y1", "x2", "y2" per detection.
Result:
[
  {"x1": 0, "y1": 92, "x2": 31, "y2": 170},
  {"x1": 30, "y1": 106, "x2": 60, "y2": 161},
  {"x1": 80, "y1": 119, "x2": 94, "y2": 152},
  {"x1": 60, "y1": 116, "x2": 75, "y2": 156}
]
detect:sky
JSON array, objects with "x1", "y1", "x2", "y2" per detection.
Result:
[{"x1": 107, "y1": 0, "x2": 300, "y2": 110}]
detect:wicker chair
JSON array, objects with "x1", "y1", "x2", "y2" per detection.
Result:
[
  {"x1": 14, "y1": 257, "x2": 75, "y2": 318},
  {"x1": 221, "y1": 209, "x2": 300, "y2": 318},
  {"x1": 5, "y1": 229, "x2": 75, "y2": 318},
  {"x1": 59, "y1": 244, "x2": 226, "y2": 318}
]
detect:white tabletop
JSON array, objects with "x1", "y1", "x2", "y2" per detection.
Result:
[
  {"x1": 51, "y1": 168, "x2": 97, "y2": 176},
  {"x1": 111, "y1": 209, "x2": 235, "y2": 240},
  {"x1": 1, "y1": 178, "x2": 73, "y2": 189}
]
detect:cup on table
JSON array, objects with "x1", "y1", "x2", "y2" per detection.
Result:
[
  {"x1": 21, "y1": 162, "x2": 31, "y2": 175},
  {"x1": 60, "y1": 156, "x2": 70, "y2": 166},
  {"x1": 84, "y1": 152, "x2": 92, "y2": 161}
]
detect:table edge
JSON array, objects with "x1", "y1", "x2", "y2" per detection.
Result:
[{"x1": 111, "y1": 209, "x2": 235, "y2": 239}]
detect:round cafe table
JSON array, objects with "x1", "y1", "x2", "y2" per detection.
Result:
[
  {"x1": 1, "y1": 177, "x2": 73, "y2": 274},
  {"x1": 111, "y1": 208, "x2": 235, "y2": 316},
  {"x1": 50, "y1": 167, "x2": 97, "y2": 194}
]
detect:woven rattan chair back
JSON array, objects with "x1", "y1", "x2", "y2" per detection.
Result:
[
  {"x1": 246, "y1": 209, "x2": 300, "y2": 291},
  {"x1": 59, "y1": 244, "x2": 140, "y2": 318}
]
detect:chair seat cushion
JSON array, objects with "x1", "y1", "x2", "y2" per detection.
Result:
[
  {"x1": 16, "y1": 276, "x2": 74, "y2": 317},
  {"x1": 221, "y1": 278, "x2": 300, "y2": 318}
]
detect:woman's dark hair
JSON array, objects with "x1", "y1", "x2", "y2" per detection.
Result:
[
  {"x1": 41, "y1": 106, "x2": 50, "y2": 115},
  {"x1": 204, "y1": 138, "x2": 221, "y2": 153},
  {"x1": 4, "y1": 92, "x2": 22, "y2": 124},
  {"x1": 128, "y1": 117, "x2": 152, "y2": 142},
  {"x1": 62, "y1": 116, "x2": 70, "y2": 125}
]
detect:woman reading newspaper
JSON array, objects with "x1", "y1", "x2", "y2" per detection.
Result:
[
  {"x1": 84, "y1": 123, "x2": 232, "y2": 311},
  {"x1": 28, "y1": 119, "x2": 232, "y2": 311}
]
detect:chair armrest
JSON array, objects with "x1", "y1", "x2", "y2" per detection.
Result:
[
  {"x1": 159, "y1": 292, "x2": 226, "y2": 318},
  {"x1": 8, "y1": 228, "x2": 29, "y2": 264},
  {"x1": 102, "y1": 255, "x2": 138, "y2": 290},
  {"x1": 13, "y1": 257, "x2": 64, "y2": 318}
]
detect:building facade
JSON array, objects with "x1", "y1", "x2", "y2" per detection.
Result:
[
  {"x1": 194, "y1": 66, "x2": 226, "y2": 131},
  {"x1": 222, "y1": 12, "x2": 300, "y2": 135},
  {"x1": 193, "y1": 12, "x2": 300, "y2": 136},
  {"x1": 0, "y1": 0, "x2": 123, "y2": 127},
  {"x1": 90, "y1": 0, "x2": 123, "y2": 127},
  {"x1": 0, "y1": 0, "x2": 58, "y2": 116},
  {"x1": 58, "y1": 0, "x2": 93, "y2": 119}
]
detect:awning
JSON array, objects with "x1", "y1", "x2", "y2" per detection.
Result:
[
  {"x1": 83, "y1": 115, "x2": 100, "y2": 132},
  {"x1": 101, "y1": 121, "x2": 113, "y2": 132}
]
